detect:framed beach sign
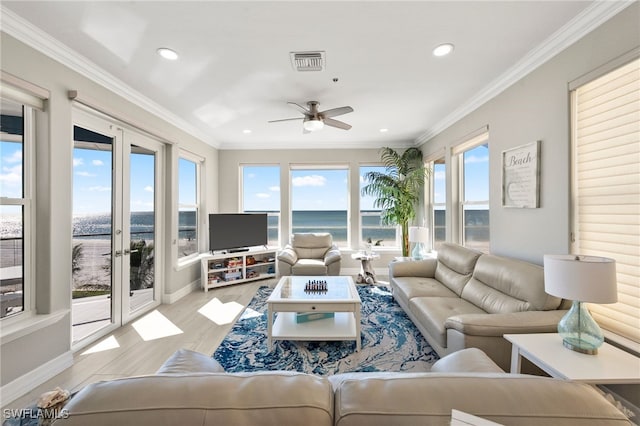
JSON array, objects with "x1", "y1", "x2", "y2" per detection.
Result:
[{"x1": 502, "y1": 141, "x2": 540, "y2": 208}]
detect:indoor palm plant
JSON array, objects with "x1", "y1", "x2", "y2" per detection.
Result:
[{"x1": 361, "y1": 147, "x2": 428, "y2": 257}]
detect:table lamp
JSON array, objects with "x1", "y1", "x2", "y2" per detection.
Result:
[
  {"x1": 543, "y1": 254, "x2": 617, "y2": 355},
  {"x1": 409, "y1": 226, "x2": 428, "y2": 260}
]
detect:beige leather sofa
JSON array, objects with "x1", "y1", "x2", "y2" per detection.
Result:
[
  {"x1": 53, "y1": 348, "x2": 630, "y2": 425},
  {"x1": 277, "y1": 233, "x2": 341, "y2": 276},
  {"x1": 389, "y1": 243, "x2": 569, "y2": 371}
]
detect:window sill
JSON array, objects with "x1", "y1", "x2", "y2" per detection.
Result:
[
  {"x1": 0, "y1": 309, "x2": 69, "y2": 345},
  {"x1": 175, "y1": 254, "x2": 203, "y2": 271}
]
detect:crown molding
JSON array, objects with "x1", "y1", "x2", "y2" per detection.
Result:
[
  {"x1": 0, "y1": 6, "x2": 219, "y2": 148},
  {"x1": 414, "y1": 0, "x2": 635, "y2": 146},
  {"x1": 218, "y1": 138, "x2": 413, "y2": 151}
]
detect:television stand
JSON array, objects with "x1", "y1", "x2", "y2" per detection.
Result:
[{"x1": 200, "y1": 248, "x2": 277, "y2": 292}]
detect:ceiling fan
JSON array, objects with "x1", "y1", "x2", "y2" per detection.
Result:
[{"x1": 268, "y1": 101, "x2": 353, "y2": 133}]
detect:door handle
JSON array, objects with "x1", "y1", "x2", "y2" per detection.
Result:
[
  {"x1": 114, "y1": 250, "x2": 122, "y2": 257},
  {"x1": 123, "y1": 249, "x2": 131, "y2": 255}
]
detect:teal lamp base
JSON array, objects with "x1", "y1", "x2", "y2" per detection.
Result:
[
  {"x1": 558, "y1": 300, "x2": 604, "y2": 355},
  {"x1": 411, "y1": 242, "x2": 425, "y2": 260}
]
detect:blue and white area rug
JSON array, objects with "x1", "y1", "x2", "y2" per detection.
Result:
[{"x1": 213, "y1": 285, "x2": 438, "y2": 375}]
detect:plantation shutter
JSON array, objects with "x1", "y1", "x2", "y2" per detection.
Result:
[{"x1": 572, "y1": 57, "x2": 640, "y2": 344}]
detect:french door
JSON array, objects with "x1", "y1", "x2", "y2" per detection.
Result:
[{"x1": 71, "y1": 107, "x2": 164, "y2": 347}]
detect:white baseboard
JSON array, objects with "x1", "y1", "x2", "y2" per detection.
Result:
[
  {"x1": 162, "y1": 279, "x2": 200, "y2": 304},
  {"x1": 1, "y1": 350, "x2": 74, "y2": 406}
]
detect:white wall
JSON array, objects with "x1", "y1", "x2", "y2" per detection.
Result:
[
  {"x1": 0, "y1": 33, "x2": 217, "y2": 389},
  {"x1": 420, "y1": 3, "x2": 639, "y2": 264}
]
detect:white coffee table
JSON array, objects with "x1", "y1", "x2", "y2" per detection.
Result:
[
  {"x1": 267, "y1": 276, "x2": 362, "y2": 352},
  {"x1": 505, "y1": 333, "x2": 640, "y2": 384}
]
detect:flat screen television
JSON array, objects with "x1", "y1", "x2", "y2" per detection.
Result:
[{"x1": 209, "y1": 213, "x2": 268, "y2": 252}]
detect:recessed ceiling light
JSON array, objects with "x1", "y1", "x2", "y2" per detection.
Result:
[
  {"x1": 379, "y1": 128, "x2": 389, "y2": 133},
  {"x1": 157, "y1": 47, "x2": 179, "y2": 60},
  {"x1": 433, "y1": 43, "x2": 454, "y2": 57},
  {"x1": 242, "y1": 129, "x2": 252, "y2": 134}
]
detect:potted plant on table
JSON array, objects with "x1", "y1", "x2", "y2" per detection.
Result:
[{"x1": 361, "y1": 147, "x2": 428, "y2": 257}]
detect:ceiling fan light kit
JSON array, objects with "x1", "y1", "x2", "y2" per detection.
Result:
[{"x1": 303, "y1": 118, "x2": 324, "y2": 132}]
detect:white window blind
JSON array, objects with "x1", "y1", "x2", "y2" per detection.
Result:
[{"x1": 572, "y1": 57, "x2": 640, "y2": 344}]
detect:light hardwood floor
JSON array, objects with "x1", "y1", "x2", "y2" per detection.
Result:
[{"x1": 4, "y1": 279, "x2": 274, "y2": 411}]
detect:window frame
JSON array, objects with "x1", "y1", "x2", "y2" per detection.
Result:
[
  {"x1": 424, "y1": 150, "x2": 446, "y2": 252},
  {"x1": 289, "y1": 164, "x2": 350, "y2": 248},
  {"x1": 452, "y1": 130, "x2": 490, "y2": 252},
  {"x1": 240, "y1": 164, "x2": 281, "y2": 248},
  {"x1": 358, "y1": 164, "x2": 401, "y2": 250},
  {"x1": 0, "y1": 98, "x2": 35, "y2": 324},
  {"x1": 176, "y1": 150, "x2": 203, "y2": 267}
]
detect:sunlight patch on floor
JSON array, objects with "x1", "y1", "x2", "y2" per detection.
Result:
[
  {"x1": 132, "y1": 310, "x2": 183, "y2": 341},
  {"x1": 198, "y1": 298, "x2": 244, "y2": 325},
  {"x1": 81, "y1": 335, "x2": 120, "y2": 355},
  {"x1": 239, "y1": 307, "x2": 261, "y2": 320}
]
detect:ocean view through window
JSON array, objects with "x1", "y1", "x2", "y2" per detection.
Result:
[
  {"x1": 1, "y1": 97, "x2": 29, "y2": 319},
  {"x1": 360, "y1": 165, "x2": 398, "y2": 249},
  {"x1": 242, "y1": 165, "x2": 280, "y2": 246},
  {"x1": 431, "y1": 159, "x2": 446, "y2": 251},
  {"x1": 461, "y1": 141, "x2": 490, "y2": 253},
  {"x1": 291, "y1": 167, "x2": 349, "y2": 245},
  {"x1": 178, "y1": 157, "x2": 198, "y2": 258}
]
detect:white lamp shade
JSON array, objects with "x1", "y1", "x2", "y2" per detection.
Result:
[
  {"x1": 543, "y1": 255, "x2": 617, "y2": 303},
  {"x1": 409, "y1": 226, "x2": 428, "y2": 243},
  {"x1": 303, "y1": 118, "x2": 324, "y2": 132}
]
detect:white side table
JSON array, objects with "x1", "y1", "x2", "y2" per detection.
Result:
[{"x1": 505, "y1": 333, "x2": 640, "y2": 384}]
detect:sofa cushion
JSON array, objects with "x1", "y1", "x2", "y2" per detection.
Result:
[
  {"x1": 331, "y1": 373, "x2": 630, "y2": 426},
  {"x1": 461, "y1": 254, "x2": 562, "y2": 313},
  {"x1": 430, "y1": 348, "x2": 504, "y2": 373},
  {"x1": 434, "y1": 243, "x2": 482, "y2": 295},
  {"x1": 292, "y1": 233, "x2": 332, "y2": 259},
  {"x1": 292, "y1": 258, "x2": 327, "y2": 275},
  {"x1": 155, "y1": 348, "x2": 225, "y2": 374},
  {"x1": 56, "y1": 372, "x2": 334, "y2": 426},
  {"x1": 409, "y1": 297, "x2": 485, "y2": 348},
  {"x1": 392, "y1": 277, "x2": 458, "y2": 308}
]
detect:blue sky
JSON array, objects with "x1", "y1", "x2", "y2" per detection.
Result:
[
  {"x1": 2, "y1": 140, "x2": 488, "y2": 215},
  {"x1": 0, "y1": 141, "x2": 22, "y2": 200},
  {"x1": 242, "y1": 165, "x2": 385, "y2": 212},
  {"x1": 72, "y1": 147, "x2": 157, "y2": 215},
  {"x1": 241, "y1": 153, "x2": 489, "y2": 212}
]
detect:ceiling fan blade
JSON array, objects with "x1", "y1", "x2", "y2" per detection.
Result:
[
  {"x1": 287, "y1": 102, "x2": 310, "y2": 115},
  {"x1": 268, "y1": 117, "x2": 304, "y2": 123},
  {"x1": 323, "y1": 118, "x2": 352, "y2": 130},
  {"x1": 320, "y1": 106, "x2": 353, "y2": 118}
]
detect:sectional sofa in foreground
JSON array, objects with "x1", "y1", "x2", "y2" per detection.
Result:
[{"x1": 50, "y1": 348, "x2": 630, "y2": 425}]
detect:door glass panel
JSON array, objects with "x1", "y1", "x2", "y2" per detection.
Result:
[
  {"x1": 72, "y1": 126, "x2": 113, "y2": 343},
  {"x1": 129, "y1": 145, "x2": 155, "y2": 312}
]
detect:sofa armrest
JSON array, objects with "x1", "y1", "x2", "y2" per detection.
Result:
[
  {"x1": 445, "y1": 310, "x2": 568, "y2": 337},
  {"x1": 156, "y1": 349, "x2": 225, "y2": 374},
  {"x1": 324, "y1": 245, "x2": 341, "y2": 266},
  {"x1": 430, "y1": 348, "x2": 504, "y2": 373},
  {"x1": 277, "y1": 245, "x2": 298, "y2": 265},
  {"x1": 388, "y1": 258, "x2": 437, "y2": 278}
]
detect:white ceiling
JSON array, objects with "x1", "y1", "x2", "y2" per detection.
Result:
[{"x1": 2, "y1": 1, "x2": 622, "y2": 150}]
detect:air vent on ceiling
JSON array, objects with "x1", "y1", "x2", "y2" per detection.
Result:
[{"x1": 290, "y1": 51, "x2": 325, "y2": 72}]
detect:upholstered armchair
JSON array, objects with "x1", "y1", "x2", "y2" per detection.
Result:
[{"x1": 277, "y1": 233, "x2": 342, "y2": 277}]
